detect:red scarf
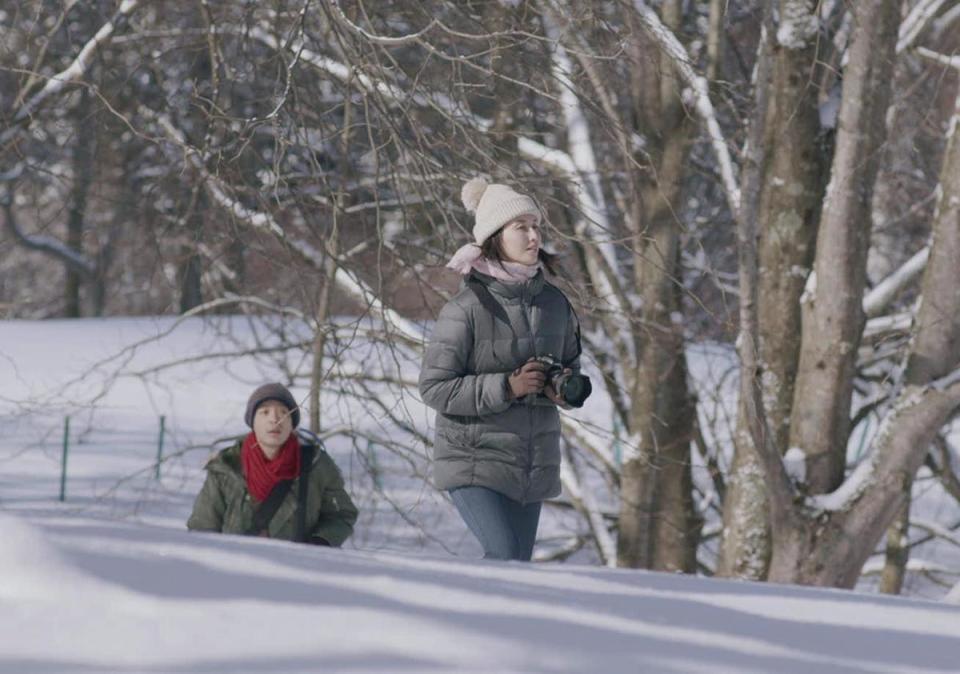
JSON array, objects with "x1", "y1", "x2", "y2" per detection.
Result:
[{"x1": 240, "y1": 432, "x2": 301, "y2": 502}]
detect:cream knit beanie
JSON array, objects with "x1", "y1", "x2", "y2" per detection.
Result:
[{"x1": 461, "y1": 176, "x2": 541, "y2": 245}]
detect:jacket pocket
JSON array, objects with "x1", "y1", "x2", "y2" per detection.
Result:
[{"x1": 437, "y1": 415, "x2": 477, "y2": 448}]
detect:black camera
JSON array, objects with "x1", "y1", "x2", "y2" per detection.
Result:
[{"x1": 534, "y1": 354, "x2": 592, "y2": 408}]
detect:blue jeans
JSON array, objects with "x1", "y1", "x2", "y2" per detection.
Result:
[{"x1": 449, "y1": 486, "x2": 542, "y2": 561}]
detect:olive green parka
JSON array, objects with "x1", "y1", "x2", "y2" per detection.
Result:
[{"x1": 187, "y1": 436, "x2": 358, "y2": 546}]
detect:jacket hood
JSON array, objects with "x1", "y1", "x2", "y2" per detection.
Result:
[{"x1": 205, "y1": 439, "x2": 244, "y2": 479}]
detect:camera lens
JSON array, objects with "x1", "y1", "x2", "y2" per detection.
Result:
[{"x1": 560, "y1": 374, "x2": 592, "y2": 408}]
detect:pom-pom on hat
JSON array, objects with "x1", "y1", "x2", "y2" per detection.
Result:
[{"x1": 461, "y1": 176, "x2": 541, "y2": 246}]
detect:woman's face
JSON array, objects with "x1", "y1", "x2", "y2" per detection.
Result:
[
  {"x1": 252, "y1": 400, "x2": 293, "y2": 458},
  {"x1": 499, "y1": 215, "x2": 541, "y2": 265}
]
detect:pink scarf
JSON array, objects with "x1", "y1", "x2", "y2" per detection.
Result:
[{"x1": 446, "y1": 244, "x2": 541, "y2": 283}]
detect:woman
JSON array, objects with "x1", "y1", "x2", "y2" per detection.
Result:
[
  {"x1": 419, "y1": 177, "x2": 584, "y2": 561},
  {"x1": 187, "y1": 382, "x2": 358, "y2": 546}
]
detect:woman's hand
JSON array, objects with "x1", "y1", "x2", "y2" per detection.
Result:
[{"x1": 508, "y1": 358, "x2": 546, "y2": 398}]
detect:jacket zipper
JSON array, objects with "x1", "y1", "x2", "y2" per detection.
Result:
[{"x1": 521, "y1": 286, "x2": 536, "y2": 503}]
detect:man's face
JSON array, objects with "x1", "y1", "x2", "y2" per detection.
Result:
[{"x1": 252, "y1": 400, "x2": 293, "y2": 458}]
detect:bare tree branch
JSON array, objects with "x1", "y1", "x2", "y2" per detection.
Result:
[
  {"x1": 328, "y1": 1, "x2": 438, "y2": 45},
  {"x1": 560, "y1": 439, "x2": 617, "y2": 566},
  {"x1": 146, "y1": 108, "x2": 425, "y2": 346},
  {"x1": 0, "y1": 0, "x2": 142, "y2": 148},
  {"x1": 631, "y1": 0, "x2": 741, "y2": 216},
  {"x1": 1, "y1": 190, "x2": 97, "y2": 276}
]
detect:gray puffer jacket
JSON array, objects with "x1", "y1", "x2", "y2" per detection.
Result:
[{"x1": 419, "y1": 269, "x2": 581, "y2": 503}]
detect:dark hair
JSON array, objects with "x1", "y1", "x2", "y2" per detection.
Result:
[{"x1": 480, "y1": 227, "x2": 558, "y2": 276}]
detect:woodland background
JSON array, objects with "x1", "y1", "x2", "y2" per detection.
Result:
[{"x1": 2, "y1": 0, "x2": 960, "y2": 597}]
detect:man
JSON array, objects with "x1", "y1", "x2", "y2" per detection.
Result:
[{"x1": 187, "y1": 383, "x2": 357, "y2": 546}]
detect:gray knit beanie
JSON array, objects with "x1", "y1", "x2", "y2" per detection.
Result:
[
  {"x1": 461, "y1": 177, "x2": 541, "y2": 245},
  {"x1": 244, "y1": 382, "x2": 300, "y2": 428}
]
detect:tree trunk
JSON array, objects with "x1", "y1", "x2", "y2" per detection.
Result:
[
  {"x1": 769, "y1": 52, "x2": 960, "y2": 587},
  {"x1": 486, "y1": 1, "x2": 521, "y2": 166},
  {"x1": 879, "y1": 500, "x2": 910, "y2": 594},
  {"x1": 875, "y1": 84, "x2": 960, "y2": 591},
  {"x1": 64, "y1": 88, "x2": 95, "y2": 318},
  {"x1": 178, "y1": 188, "x2": 205, "y2": 314},
  {"x1": 706, "y1": 0, "x2": 724, "y2": 83},
  {"x1": 618, "y1": 0, "x2": 699, "y2": 572},
  {"x1": 310, "y1": 260, "x2": 336, "y2": 433},
  {"x1": 788, "y1": 0, "x2": 901, "y2": 495},
  {"x1": 717, "y1": 401, "x2": 772, "y2": 578},
  {"x1": 718, "y1": 0, "x2": 824, "y2": 579},
  {"x1": 768, "y1": 382, "x2": 960, "y2": 587}
]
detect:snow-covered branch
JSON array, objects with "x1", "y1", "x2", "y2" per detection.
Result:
[
  {"x1": 776, "y1": 1, "x2": 819, "y2": 50},
  {"x1": 910, "y1": 518, "x2": 960, "y2": 550},
  {"x1": 149, "y1": 110, "x2": 425, "y2": 346},
  {"x1": 541, "y1": 12, "x2": 618, "y2": 276},
  {"x1": 0, "y1": 196, "x2": 97, "y2": 275},
  {"x1": 916, "y1": 47, "x2": 960, "y2": 70},
  {"x1": 931, "y1": 366, "x2": 960, "y2": 392},
  {"x1": 242, "y1": 18, "x2": 636, "y2": 372},
  {"x1": 539, "y1": 8, "x2": 635, "y2": 385},
  {"x1": 809, "y1": 372, "x2": 960, "y2": 515},
  {"x1": 241, "y1": 25, "x2": 490, "y2": 131},
  {"x1": 0, "y1": 0, "x2": 142, "y2": 148},
  {"x1": 863, "y1": 246, "x2": 929, "y2": 318},
  {"x1": 932, "y1": 4, "x2": 960, "y2": 41},
  {"x1": 631, "y1": 0, "x2": 740, "y2": 216},
  {"x1": 897, "y1": 0, "x2": 953, "y2": 54},
  {"x1": 328, "y1": 1, "x2": 438, "y2": 45},
  {"x1": 860, "y1": 556, "x2": 957, "y2": 576},
  {"x1": 243, "y1": 21, "x2": 627, "y2": 288},
  {"x1": 863, "y1": 311, "x2": 912, "y2": 340}
]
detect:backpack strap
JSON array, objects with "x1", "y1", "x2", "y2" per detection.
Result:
[
  {"x1": 248, "y1": 478, "x2": 295, "y2": 536},
  {"x1": 466, "y1": 274, "x2": 511, "y2": 329},
  {"x1": 294, "y1": 443, "x2": 316, "y2": 543},
  {"x1": 465, "y1": 274, "x2": 513, "y2": 366}
]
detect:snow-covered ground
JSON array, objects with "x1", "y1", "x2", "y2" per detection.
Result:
[
  {"x1": 2, "y1": 317, "x2": 959, "y2": 673},
  {"x1": 6, "y1": 509, "x2": 960, "y2": 674}
]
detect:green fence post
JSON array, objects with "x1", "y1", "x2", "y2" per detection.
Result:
[
  {"x1": 155, "y1": 415, "x2": 166, "y2": 480},
  {"x1": 59, "y1": 416, "x2": 70, "y2": 502}
]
